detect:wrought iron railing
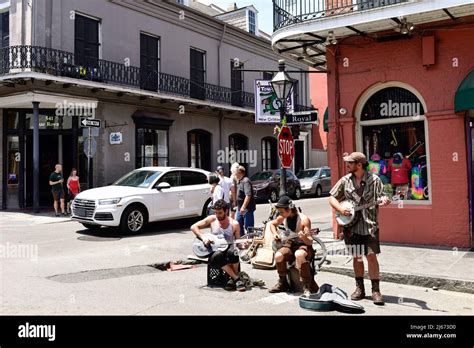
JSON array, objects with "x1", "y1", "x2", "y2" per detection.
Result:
[
  {"x1": 0, "y1": 45, "x2": 256, "y2": 108},
  {"x1": 273, "y1": 0, "x2": 410, "y2": 31}
]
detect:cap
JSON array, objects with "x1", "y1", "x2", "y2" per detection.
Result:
[
  {"x1": 343, "y1": 152, "x2": 367, "y2": 164},
  {"x1": 216, "y1": 166, "x2": 224, "y2": 172},
  {"x1": 275, "y1": 195, "x2": 295, "y2": 209}
]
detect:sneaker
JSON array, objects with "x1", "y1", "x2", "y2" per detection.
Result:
[
  {"x1": 235, "y1": 278, "x2": 246, "y2": 292},
  {"x1": 224, "y1": 278, "x2": 236, "y2": 291},
  {"x1": 302, "y1": 284, "x2": 311, "y2": 298},
  {"x1": 55, "y1": 213, "x2": 60, "y2": 217}
]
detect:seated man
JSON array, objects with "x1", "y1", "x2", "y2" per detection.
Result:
[
  {"x1": 268, "y1": 196, "x2": 319, "y2": 297},
  {"x1": 191, "y1": 199, "x2": 246, "y2": 291}
]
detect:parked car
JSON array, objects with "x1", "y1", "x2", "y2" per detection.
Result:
[
  {"x1": 71, "y1": 167, "x2": 211, "y2": 234},
  {"x1": 297, "y1": 167, "x2": 331, "y2": 197},
  {"x1": 250, "y1": 169, "x2": 301, "y2": 203}
]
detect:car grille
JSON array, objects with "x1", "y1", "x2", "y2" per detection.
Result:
[{"x1": 72, "y1": 199, "x2": 96, "y2": 218}]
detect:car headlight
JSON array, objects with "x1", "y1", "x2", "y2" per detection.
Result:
[{"x1": 99, "y1": 198, "x2": 122, "y2": 205}]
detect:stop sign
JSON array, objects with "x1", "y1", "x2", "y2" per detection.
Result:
[{"x1": 278, "y1": 126, "x2": 294, "y2": 168}]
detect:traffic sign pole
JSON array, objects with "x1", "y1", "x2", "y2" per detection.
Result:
[{"x1": 88, "y1": 127, "x2": 93, "y2": 189}]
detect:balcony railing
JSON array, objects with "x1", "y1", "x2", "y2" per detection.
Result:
[
  {"x1": 0, "y1": 45, "x2": 255, "y2": 109},
  {"x1": 273, "y1": 0, "x2": 409, "y2": 31}
]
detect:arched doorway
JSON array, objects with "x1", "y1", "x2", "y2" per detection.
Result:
[{"x1": 356, "y1": 84, "x2": 430, "y2": 202}]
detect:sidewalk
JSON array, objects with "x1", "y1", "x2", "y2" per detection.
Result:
[
  {"x1": 0, "y1": 210, "x2": 71, "y2": 227},
  {"x1": 318, "y1": 234, "x2": 474, "y2": 294}
]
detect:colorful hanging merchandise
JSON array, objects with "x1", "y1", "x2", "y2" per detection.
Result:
[
  {"x1": 368, "y1": 153, "x2": 389, "y2": 184},
  {"x1": 411, "y1": 165, "x2": 424, "y2": 200}
]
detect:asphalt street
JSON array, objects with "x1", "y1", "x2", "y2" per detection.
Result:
[{"x1": 1, "y1": 197, "x2": 473, "y2": 315}]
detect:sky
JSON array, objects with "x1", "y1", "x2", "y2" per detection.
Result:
[{"x1": 197, "y1": 0, "x2": 274, "y2": 34}]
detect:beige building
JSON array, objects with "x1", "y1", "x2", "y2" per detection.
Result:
[{"x1": 0, "y1": 0, "x2": 312, "y2": 210}]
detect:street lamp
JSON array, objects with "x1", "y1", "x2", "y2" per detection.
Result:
[{"x1": 270, "y1": 59, "x2": 295, "y2": 198}]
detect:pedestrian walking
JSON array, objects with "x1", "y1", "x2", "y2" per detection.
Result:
[
  {"x1": 229, "y1": 162, "x2": 240, "y2": 219},
  {"x1": 66, "y1": 168, "x2": 81, "y2": 214},
  {"x1": 216, "y1": 165, "x2": 232, "y2": 205}
]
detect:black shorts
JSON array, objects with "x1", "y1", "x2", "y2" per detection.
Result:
[
  {"x1": 343, "y1": 229, "x2": 381, "y2": 256},
  {"x1": 209, "y1": 247, "x2": 239, "y2": 268}
]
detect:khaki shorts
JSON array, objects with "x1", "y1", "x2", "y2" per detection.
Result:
[{"x1": 52, "y1": 190, "x2": 65, "y2": 201}]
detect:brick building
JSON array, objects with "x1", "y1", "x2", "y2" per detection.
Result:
[{"x1": 272, "y1": 0, "x2": 474, "y2": 247}]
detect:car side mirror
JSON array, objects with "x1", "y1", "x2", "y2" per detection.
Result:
[
  {"x1": 320, "y1": 174, "x2": 326, "y2": 178},
  {"x1": 155, "y1": 182, "x2": 171, "y2": 190}
]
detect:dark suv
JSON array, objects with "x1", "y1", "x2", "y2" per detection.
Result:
[{"x1": 250, "y1": 169, "x2": 301, "y2": 203}]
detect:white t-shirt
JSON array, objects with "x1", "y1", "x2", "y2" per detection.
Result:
[
  {"x1": 218, "y1": 176, "x2": 232, "y2": 203},
  {"x1": 212, "y1": 185, "x2": 225, "y2": 204}
]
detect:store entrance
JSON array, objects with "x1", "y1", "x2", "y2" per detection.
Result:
[{"x1": 25, "y1": 133, "x2": 73, "y2": 207}]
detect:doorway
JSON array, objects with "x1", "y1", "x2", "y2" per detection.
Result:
[
  {"x1": 294, "y1": 140, "x2": 305, "y2": 176},
  {"x1": 25, "y1": 134, "x2": 73, "y2": 207}
]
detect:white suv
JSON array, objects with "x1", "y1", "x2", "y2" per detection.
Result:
[{"x1": 71, "y1": 167, "x2": 211, "y2": 234}]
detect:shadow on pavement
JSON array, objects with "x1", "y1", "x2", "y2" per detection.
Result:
[
  {"x1": 74, "y1": 216, "x2": 201, "y2": 240},
  {"x1": 383, "y1": 295, "x2": 447, "y2": 313}
]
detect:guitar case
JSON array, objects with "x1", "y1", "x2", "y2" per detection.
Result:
[
  {"x1": 251, "y1": 224, "x2": 276, "y2": 269},
  {"x1": 299, "y1": 283, "x2": 365, "y2": 313}
]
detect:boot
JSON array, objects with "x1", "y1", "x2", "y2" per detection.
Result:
[
  {"x1": 371, "y1": 279, "x2": 384, "y2": 305},
  {"x1": 309, "y1": 279, "x2": 319, "y2": 293},
  {"x1": 351, "y1": 277, "x2": 365, "y2": 301},
  {"x1": 269, "y1": 276, "x2": 290, "y2": 293}
]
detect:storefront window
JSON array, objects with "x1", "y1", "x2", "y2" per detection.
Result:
[
  {"x1": 360, "y1": 87, "x2": 429, "y2": 201},
  {"x1": 6, "y1": 135, "x2": 20, "y2": 209}
]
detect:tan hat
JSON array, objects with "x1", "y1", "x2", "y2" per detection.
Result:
[{"x1": 343, "y1": 152, "x2": 367, "y2": 164}]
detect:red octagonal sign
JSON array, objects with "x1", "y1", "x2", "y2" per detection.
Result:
[{"x1": 278, "y1": 126, "x2": 294, "y2": 169}]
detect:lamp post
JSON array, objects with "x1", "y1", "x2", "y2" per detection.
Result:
[{"x1": 270, "y1": 59, "x2": 295, "y2": 198}]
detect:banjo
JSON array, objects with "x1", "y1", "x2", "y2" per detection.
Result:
[
  {"x1": 335, "y1": 199, "x2": 385, "y2": 226},
  {"x1": 192, "y1": 233, "x2": 261, "y2": 258}
]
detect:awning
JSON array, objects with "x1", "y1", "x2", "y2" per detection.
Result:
[
  {"x1": 455, "y1": 70, "x2": 474, "y2": 113},
  {"x1": 323, "y1": 107, "x2": 328, "y2": 132}
]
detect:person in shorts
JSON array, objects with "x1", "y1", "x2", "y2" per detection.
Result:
[
  {"x1": 49, "y1": 164, "x2": 66, "y2": 217},
  {"x1": 329, "y1": 152, "x2": 391, "y2": 305}
]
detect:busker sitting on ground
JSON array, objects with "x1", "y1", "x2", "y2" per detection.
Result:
[
  {"x1": 268, "y1": 196, "x2": 319, "y2": 297},
  {"x1": 190, "y1": 199, "x2": 247, "y2": 292}
]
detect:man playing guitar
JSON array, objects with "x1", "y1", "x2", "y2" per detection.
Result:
[
  {"x1": 191, "y1": 199, "x2": 246, "y2": 291},
  {"x1": 268, "y1": 196, "x2": 319, "y2": 297},
  {"x1": 329, "y1": 152, "x2": 390, "y2": 305}
]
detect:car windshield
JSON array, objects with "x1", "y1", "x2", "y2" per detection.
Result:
[
  {"x1": 297, "y1": 170, "x2": 320, "y2": 179},
  {"x1": 250, "y1": 172, "x2": 273, "y2": 181},
  {"x1": 114, "y1": 170, "x2": 162, "y2": 188}
]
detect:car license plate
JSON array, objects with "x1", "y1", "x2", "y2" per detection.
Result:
[{"x1": 75, "y1": 208, "x2": 86, "y2": 217}]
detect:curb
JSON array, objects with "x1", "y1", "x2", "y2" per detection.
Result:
[{"x1": 320, "y1": 266, "x2": 474, "y2": 294}]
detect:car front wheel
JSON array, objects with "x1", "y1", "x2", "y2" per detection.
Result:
[{"x1": 120, "y1": 205, "x2": 147, "y2": 235}]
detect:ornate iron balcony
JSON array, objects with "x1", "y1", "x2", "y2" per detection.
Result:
[
  {"x1": 274, "y1": 0, "x2": 409, "y2": 31},
  {"x1": 0, "y1": 45, "x2": 255, "y2": 109}
]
